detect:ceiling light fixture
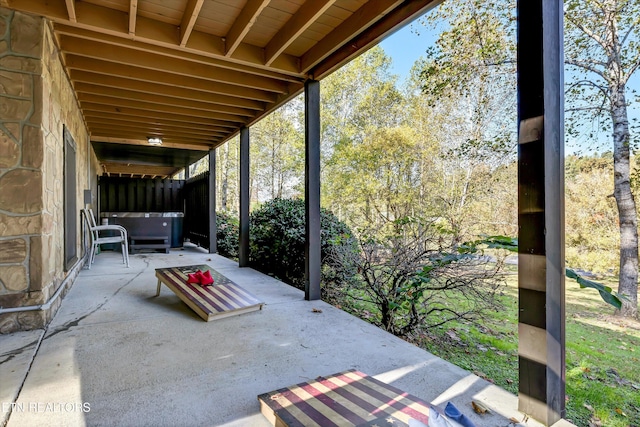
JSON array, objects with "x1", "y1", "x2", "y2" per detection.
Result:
[{"x1": 147, "y1": 137, "x2": 163, "y2": 146}]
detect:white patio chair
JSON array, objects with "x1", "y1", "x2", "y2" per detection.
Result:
[{"x1": 81, "y1": 208, "x2": 130, "y2": 269}]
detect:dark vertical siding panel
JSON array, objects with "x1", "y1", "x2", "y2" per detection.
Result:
[
  {"x1": 127, "y1": 180, "x2": 135, "y2": 211},
  {"x1": 98, "y1": 177, "x2": 185, "y2": 213},
  {"x1": 154, "y1": 179, "x2": 162, "y2": 211}
]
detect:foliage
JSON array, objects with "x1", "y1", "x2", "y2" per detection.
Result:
[
  {"x1": 251, "y1": 104, "x2": 304, "y2": 202},
  {"x1": 565, "y1": 155, "x2": 619, "y2": 275},
  {"x1": 325, "y1": 126, "x2": 424, "y2": 228},
  {"x1": 415, "y1": 0, "x2": 517, "y2": 244},
  {"x1": 248, "y1": 198, "x2": 358, "y2": 296},
  {"x1": 329, "y1": 218, "x2": 506, "y2": 337},
  {"x1": 472, "y1": 234, "x2": 625, "y2": 309},
  {"x1": 564, "y1": 0, "x2": 640, "y2": 318},
  {"x1": 418, "y1": 0, "x2": 515, "y2": 104},
  {"x1": 216, "y1": 210, "x2": 239, "y2": 259},
  {"x1": 216, "y1": 136, "x2": 240, "y2": 213},
  {"x1": 566, "y1": 268, "x2": 625, "y2": 310}
]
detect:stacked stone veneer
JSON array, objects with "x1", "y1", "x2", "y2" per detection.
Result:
[{"x1": 0, "y1": 8, "x2": 96, "y2": 333}]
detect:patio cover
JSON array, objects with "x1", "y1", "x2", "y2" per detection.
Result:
[{"x1": 7, "y1": 0, "x2": 442, "y2": 176}]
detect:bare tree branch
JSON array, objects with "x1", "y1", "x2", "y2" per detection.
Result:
[
  {"x1": 565, "y1": 12, "x2": 606, "y2": 49},
  {"x1": 566, "y1": 58, "x2": 609, "y2": 80}
]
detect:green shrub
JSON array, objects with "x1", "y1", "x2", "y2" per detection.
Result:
[
  {"x1": 216, "y1": 210, "x2": 239, "y2": 259},
  {"x1": 249, "y1": 198, "x2": 358, "y2": 298}
]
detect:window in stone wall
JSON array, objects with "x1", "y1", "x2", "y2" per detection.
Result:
[{"x1": 64, "y1": 125, "x2": 77, "y2": 271}]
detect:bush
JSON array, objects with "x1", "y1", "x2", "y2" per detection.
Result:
[
  {"x1": 249, "y1": 198, "x2": 358, "y2": 298},
  {"x1": 328, "y1": 218, "x2": 506, "y2": 337},
  {"x1": 216, "y1": 211, "x2": 239, "y2": 259}
]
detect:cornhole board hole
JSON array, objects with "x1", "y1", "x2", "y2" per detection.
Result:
[
  {"x1": 155, "y1": 264, "x2": 264, "y2": 321},
  {"x1": 258, "y1": 370, "x2": 431, "y2": 427}
]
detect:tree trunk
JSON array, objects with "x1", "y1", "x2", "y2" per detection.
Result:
[
  {"x1": 611, "y1": 84, "x2": 639, "y2": 318},
  {"x1": 221, "y1": 144, "x2": 229, "y2": 211}
]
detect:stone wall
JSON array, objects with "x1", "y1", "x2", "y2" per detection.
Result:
[{"x1": 0, "y1": 8, "x2": 95, "y2": 333}]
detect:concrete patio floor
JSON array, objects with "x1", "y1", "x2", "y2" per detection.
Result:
[{"x1": 1, "y1": 245, "x2": 560, "y2": 427}]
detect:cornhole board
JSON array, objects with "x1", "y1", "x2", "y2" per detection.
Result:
[
  {"x1": 155, "y1": 264, "x2": 264, "y2": 321},
  {"x1": 258, "y1": 370, "x2": 431, "y2": 427}
]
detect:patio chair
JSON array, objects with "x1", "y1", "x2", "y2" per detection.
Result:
[{"x1": 81, "y1": 208, "x2": 130, "y2": 269}]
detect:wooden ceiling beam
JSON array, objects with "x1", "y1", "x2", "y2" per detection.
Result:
[
  {"x1": 64, "y1": 0, "x2": 76, "y2": 22},
  {"x1": 129, "y1": 0, "x2": 138, "y2": 35},
  {"x1": 78, "y1": 93, "x2": 248, "y2": 123},
  {"x1": 55, "y1": 25, "x2": 302, "y2": 83},
  {"x1": 225, "y1": 0, "x2": 271, "y2": 57},
  {"x1": 264, "y1": 0, "x2": 337, "y2": 66},
  {"x1": 301, "y1": 0, "x2": 404, "y2": 74},
  {"x1": 69, "y1": 70, "x2": 265, "y2": 110},
  {"x1": 89, "y1": 125, "x2": 225, "y2": 141},
  {"x1": 99, "y1": 163, "x2": 179, "y2": 177},
  {"x1": 180, "y1": 0, "x2": 205, "y2": 47},
  {"x1": 64, "y1": 56, "x2": 278, "y2": 102},
  {"x1": 8, "y1": 0, "x2": 301, "y2": 75},
  {"x1": 85, "y1": 119, "x2": 228, "y2": 138},
  {"x1": 84, "y1": 114, "x2": 230, "y2": 135},
  {"x1": 81, "y1": 103, "x2": 240, "y2": 128},
  {"x1": 73, "y1": 82, "x2": 256, "y2": 117},
  {"x1": 90, "y1": 129, "x2": 222, "y2": 146},
  {"x1": 60, "y1": 36, "x2": 287, "y2": 93},
  {"x1": 311, "y1": 0, "x2": 443, "y2": 79},
  {"x1": 91, "y1": 137, "x2": 211, "y2": 151},
  {"x1": 7, "y1": 0, "x2": 68, "y2": 19}
]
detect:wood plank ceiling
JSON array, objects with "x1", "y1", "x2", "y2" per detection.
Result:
[{"x1": 6, "y1": 0, "x2": 440, "y2": 177}]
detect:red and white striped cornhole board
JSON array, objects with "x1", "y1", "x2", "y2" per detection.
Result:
[
  {"x1": 155, "y1": 264, "x2": 263, "y2": 321},
  {"x1": 258, "y1": 370, "x2": 431, "y2": 427}
]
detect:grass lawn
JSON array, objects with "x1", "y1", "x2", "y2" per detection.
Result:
[{"x1": 403, "y1": 273, "x2": 640, "y2": 427}]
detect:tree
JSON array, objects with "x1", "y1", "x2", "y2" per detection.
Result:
[
  {"x1": 326, "y1": 126, "x2": 425, "y2": 228},
  {"x1": 251, "y1": 104, "x2": 304, "y2": 202},
  {"x1": 565, "y1": 154, "x2": 619, "y2": 274},
  {"x1": 416, "y1": 0, "x2": 517, "y2": 245},
  {"x1": 564, "y1": 0, "x2": 640, "y2": 317},
  {"x1": 328, "y1": 218, "x2": 506, "y2": 337},
  {"x1": 217, "y1": 136, "x2": 239, "y2": 214},
  {"x1": 321, "y1": 47, "x2": 405, "y2": 222}
]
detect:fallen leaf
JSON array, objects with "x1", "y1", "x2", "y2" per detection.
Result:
[
  {"x1": 506, "y1": 378, "x2": 513, "y2": 384},
  {"x1": 614, "y1": 408, "x2": 626, "y2": 416},
  {"x1": 471, "y1": 400, "x2": 490, "y2": 414},
  {"x1": 312, "y1": 308, "x2": 322, "y2": 313},
  {"x1": 473, "y1": 370, "x2": 487, "y2": 380},
  {"x1": 508, "y1": 416, "x2": 519, "y2": 424},
  {"x1": 583, "y1": 403, "x2": 594, "y2": 412}
]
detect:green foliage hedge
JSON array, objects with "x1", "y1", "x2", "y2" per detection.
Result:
[
  {"x1": 249, "y1": 198, "x2": 358, "y2": 295},
  {"x1": 216, "y1": 210, "x2": 239, "y2": 259}
]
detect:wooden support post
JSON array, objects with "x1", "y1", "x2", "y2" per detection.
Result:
[
  {"x1": 305, "y1": 79, "x2": 321, "y2": 301},
  {"x1": 208, "y1": 149, "x2": 217, "y2": 253},
  {"x1": 517, "y1": 1, "x2": 565, "y2": 424},
  {"x1": 239, "y1": 127, "x2": 250, "y2": 267},
  {"x1": 184, "y1": 163, "x2": 190, "y2": 180}
]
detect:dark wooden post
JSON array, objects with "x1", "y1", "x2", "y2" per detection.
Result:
[
  {"x1": 517, "y1": 0, "x2": 565, "y2": 424},
  {"x1": 208, "y1": 149, "x2": 217, "y2": 253},
  {"x1": 305, "y1": 79, "x2": 321, "y2": 301},
  {"x1": 184, "y1": 164, "x2": 190, "y2": 180},
  {"x1": 239, "y1": 127, "x2": 250, "y2": 267}
]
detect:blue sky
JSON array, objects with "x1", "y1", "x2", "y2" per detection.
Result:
[{"x1": 379, "y1": 23, "x2": 435, "y2": 83}]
